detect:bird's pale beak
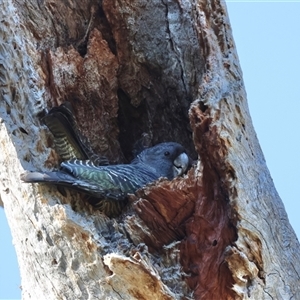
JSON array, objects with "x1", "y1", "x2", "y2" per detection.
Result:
[{"x1": 173, "y1": 152, "x2": 190, "y2": 177}]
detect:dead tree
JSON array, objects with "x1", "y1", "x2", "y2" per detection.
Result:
[{"x1": 0, "y1": 0, "x2": 299, "y2": 299}]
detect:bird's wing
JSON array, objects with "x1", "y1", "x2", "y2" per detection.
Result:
[
  {"x1": 20, "y1": 170, "x2": 125, "y2": 200},
  {"x1": 21, "y1": 159, "x2": 158, "y2": 199},
  {"x1": 60, "y1": 159, "x2": 159, "y2": 194},
  {"x1": 21, "y1": 169, "x2": 127, "y2": 217},
  {"x1": 21, "y1": 158, "x2": 159, "y2": 218}
]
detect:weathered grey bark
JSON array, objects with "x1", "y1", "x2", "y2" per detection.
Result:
[{"x1": 0, "y1": 0, "x2": 299, "y2": 299}]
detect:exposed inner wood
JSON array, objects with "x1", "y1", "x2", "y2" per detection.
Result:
[{"x1": 1, "y1": 0, "x2": 299, "y2": 299}]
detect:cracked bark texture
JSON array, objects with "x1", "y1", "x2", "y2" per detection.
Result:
[{"x1": 0, "y1": 0, "x2": 299, "y2": 299}]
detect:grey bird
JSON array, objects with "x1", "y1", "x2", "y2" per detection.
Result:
[{"x1": 21, "y1": 103, "x2": 191, "y2": 217}]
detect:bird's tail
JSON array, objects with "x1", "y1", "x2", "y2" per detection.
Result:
[{"x1": 43, "y1": 102, "x2": 108, "y2": 165}]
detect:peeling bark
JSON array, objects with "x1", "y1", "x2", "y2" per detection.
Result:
[{"x1": 1, "y1": 0, "x2": 300, "y2": 299}]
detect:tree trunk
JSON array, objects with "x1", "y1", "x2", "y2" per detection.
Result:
[{"x1": 1, "y1": 0, "x2": 299, "y2": 299}]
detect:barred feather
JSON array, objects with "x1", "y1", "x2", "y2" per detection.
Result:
[
  {"x1": 60, "y1": 159, "x2": 158, "y2": 194},
  {"x1": 43, "y1": 102, "x2": 108, "y2": 165}
]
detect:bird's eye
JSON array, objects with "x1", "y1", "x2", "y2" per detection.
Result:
[{"x1": 164, "y1": 151, "x2": 170, "y2": 156}]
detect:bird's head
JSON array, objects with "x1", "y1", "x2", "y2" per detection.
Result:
[{"x1": 134, "y1": 142, "x2": 192, "y2": 180}]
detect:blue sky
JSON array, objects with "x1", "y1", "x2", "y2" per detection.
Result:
[{"x1": 1, "y1": 2, "x2": 299, "y2": 299}]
